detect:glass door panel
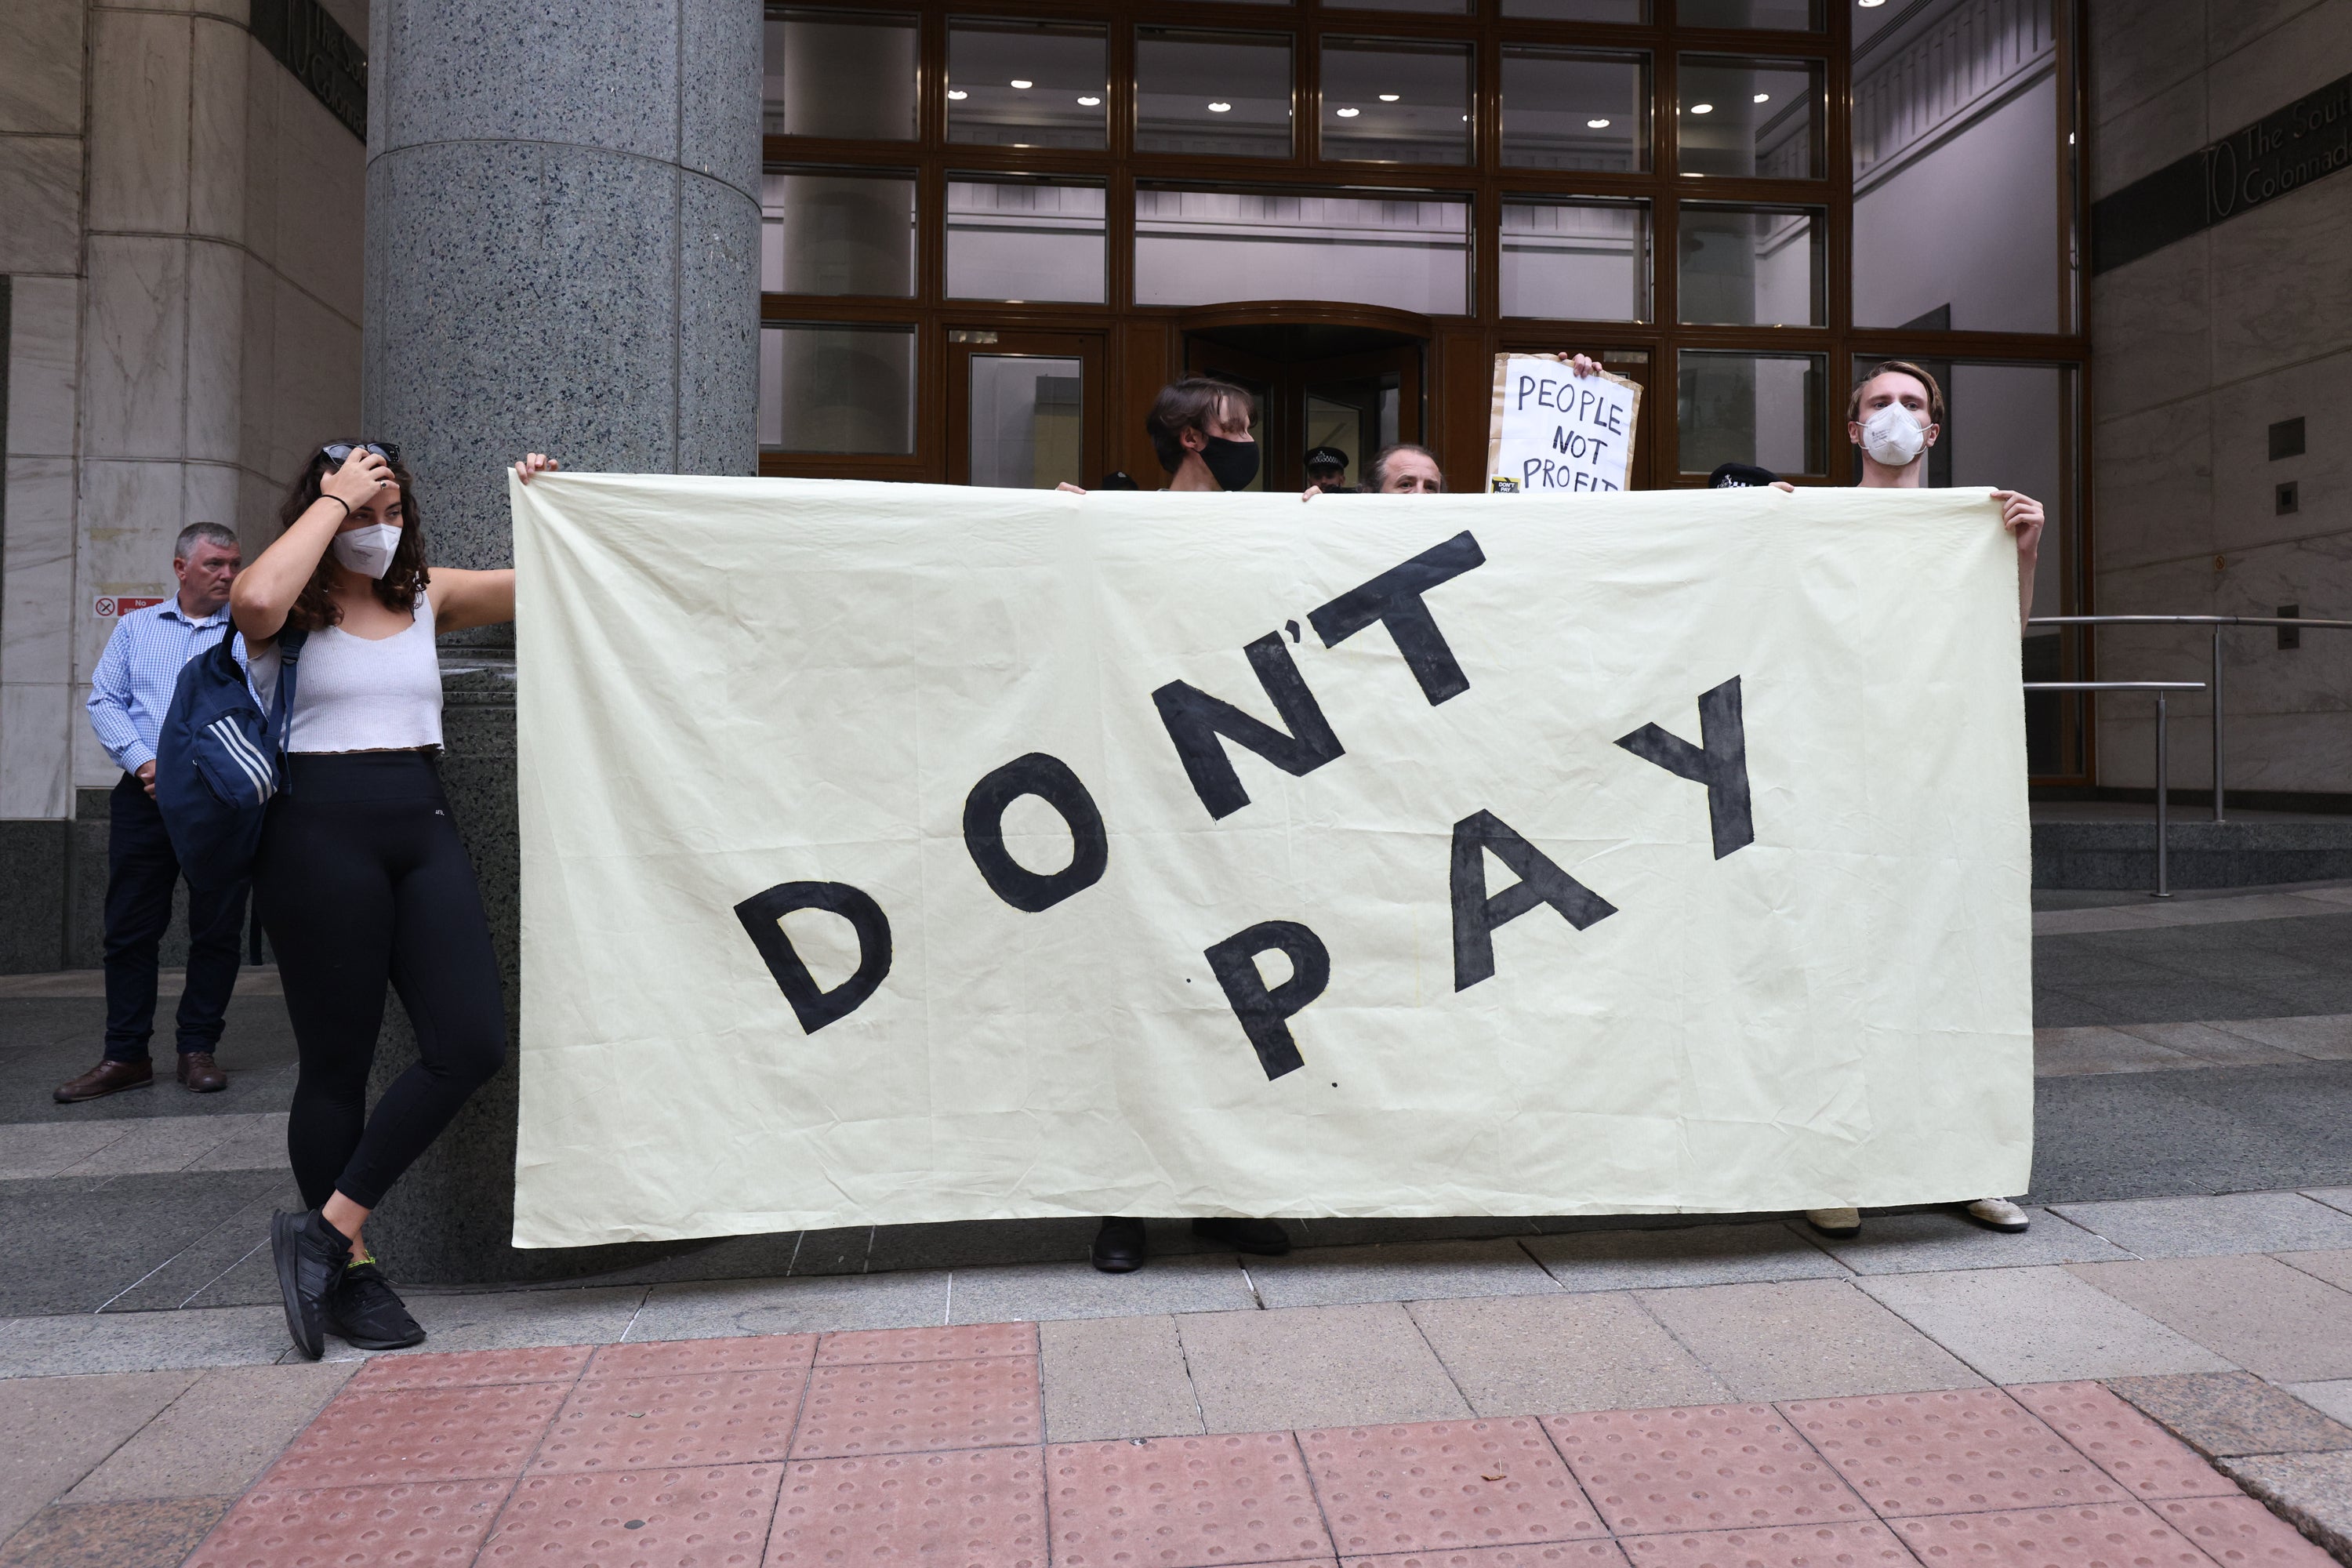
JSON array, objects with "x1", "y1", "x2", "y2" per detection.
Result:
[{"x1": 948, "y1": 332, "x2": 1105, "y2": 489}]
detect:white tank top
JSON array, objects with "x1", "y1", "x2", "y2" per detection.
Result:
[{"x1": 250, "y1": 588, "x2": 444, "y2": 753}]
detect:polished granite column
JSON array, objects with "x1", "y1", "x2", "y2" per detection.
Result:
[{"x1": 360, "y1": 0, "x2": 759, "y2": 1281}]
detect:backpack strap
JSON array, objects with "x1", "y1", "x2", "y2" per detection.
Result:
[{"x1": 269, "y1": 626, "x2": 310, "y2": 763}]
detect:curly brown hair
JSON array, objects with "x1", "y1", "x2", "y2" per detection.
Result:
[{"x1": 275, "y1": 445, "x2": 430, "y2": 633}]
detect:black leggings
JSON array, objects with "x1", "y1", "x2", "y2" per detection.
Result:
[{"x1": 255, "y1": 752, "x2": 507, "y2": 1210}]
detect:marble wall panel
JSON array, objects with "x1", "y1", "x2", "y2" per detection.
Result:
[
  {"x1": 2209, "y1": 0, "x2": 2347, "y2": 63},
  {"x1": 239, "y1": 34, "x2": 282, "y2": 272},
  {"x1": 2088, "y1": 234, "x2": 2210, "y2": 422},
  {"x1": 71, "y1": 687, "x2": 118, "y2": 789},
  {"x1": 181, "y1": 459, "x2": 240, "y2": 537},
  {"x1": 0, "y1": 683, "x2": 74, "y2": 818},
  {"x1": 0, "y1": 134, "x2": 83, "y2": 274},
  {"x1": 2203, "y1": 710, "x2": 2352, "y2": 793},
  {"x1": 82, "y1": 236, "x2": 189, "y2": 459},
  {"x1": 2092, "y1": 395, "x2": 2216, "y2": 571},
  {"x1": 189, "y1": 13, "x2": 250, "y2": 242},
  {"x1": 185, "y1": 238, "x2": 245, "y2": 463},
  {"x1": 2091, "y1": 74, "x2": 2207, "y2": 200},
  {"x1": 2, "y1": 457, "x2": 76, "y2": 685},
  {"x1": 2210, "y1": 179, "x2": 2352, "y2": 385},
  {"x1": 316, "y1": 0, "x2": 366, "y2": 44},
  {"x1": 676, "y1": 169, "x2": 759, "y2": 478},
  {"x1": 2209, "y1": 350, "x2": 2352, "y2": 555},
  {"x1": 0, "y1": 0, "x2": 85, "y2": 134},
  {"x1": 236, "y1": 252, "x2": 278, "y2": 475},
  {"x1": 2088, "y1": 0, "x2": 2208, "y2": 126},
  {"x1": 76, "y1": 459, "x2": 186, "y2": 685},
  {"x1": 5, "y1": 274, "x2": 81, "y2": 458},
  {"x1": 87, "y1": 8, "x2": 192, "y2": 234},
  {"x1": 2209, "y1": 0, "x2": 2352, "y2": 133},
  {"x1": 2211, "y1": 532, "x2": 2352, "y2": 713},
  {"x1": 268, "y1": 76, "x2": 366, "y2": 324},
  {"x1": 376, "y1": 0, "x2": 681, "y2": 162},
  {"x1": 270, "y1": 279, "x2": 361, "y2": 472}
]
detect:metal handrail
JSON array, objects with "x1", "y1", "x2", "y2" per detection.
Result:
[
  {"x1": 2026, "y1": 681, "x2": 2206, "y2": 898},
  {"x1": 2028, "y1": 614, "x2": 2352, "y2": 823}
]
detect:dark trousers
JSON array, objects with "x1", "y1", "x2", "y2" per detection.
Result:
[{"x1": 103, "y1": 771, "x2": 247, "y2": 1061}]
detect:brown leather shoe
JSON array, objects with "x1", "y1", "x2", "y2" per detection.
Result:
[
  {"x1": 55, "y1": 1058, "x2": 154, "y2": 1103},
  {"x1": 177, "y1": 1052, "x2": 227, "y2": 1093}
]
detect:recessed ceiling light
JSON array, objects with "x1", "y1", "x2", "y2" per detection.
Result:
[
  {"x1": 1077, "y1": 95, "x2": 1100, "y2": 106},
  {"x1": 1378, "y1": 93, "x2": 1400, "y2": 102},
  {"x1": 1587, "y1": 117, "x2": 1611, "y2": 128},
  {"x1": 1858, "y1": 0, "x2": 1887, "y2": 6},
  {"x1": 1336, "y1": 106, "x2": 1360, "y2": 118},
  {"x1": 1207, "y1": 101, "x2": 1231, "y2": 113},
  {"x1": 1753, "y1": 93, "x2": 1770, "y2": 103},
  {"x1": 1690, "y1": 102, "x2": 1715, "y2": 114},
  {"x1": 947, "y1": 89, "x2": 967, "y2": 100},
  {"x1": 1010, "y1": 79, "x2": 1032, "y2": 89}
]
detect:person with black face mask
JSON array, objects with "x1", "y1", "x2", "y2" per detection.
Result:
[{"x1": 1145, "y1": 379, "x2": 1262, "y2": 492}]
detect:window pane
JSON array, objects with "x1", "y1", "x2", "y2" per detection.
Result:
[
  {"x1": 1679, "y1": 350, "x2": 1824, "y2": 475},
  {"x1": 763, "y1": 9, "x2": 915, "y2": 140},
  {"x1": 1678, "y1": 202, "x2": 1823, "y2": 325},
  {"x1": 1501, "y1": 48, "x2": 1649, "y2": 172},
  {"x1": 970, "y1": 357, "x2": 1086, "y2": 488},
  {"x1": 1330, "y1": 0, "x2": 1468, "y2": 10},
  {"x1": 1677, "y1": 56, "x2": 1823, "y2": 179},
  {"x1": 1135, "y1": 186, "x2": 1468, "y2": 315},
  {"x1": 946, "y1": 180, "x2": 1105, "y2": 303},
  {"x1": 759, "y1": 324, "x2": 914, "y2": 453},
  {"x1": 1322, "y1": 38, "x2": 1472, "y2": 165},
  {"x1": 1137, "y1": 29, "x2": 1293, "y2": 158},
  {"x1": 1502, "y1": 198, "x2": 1651, "y2": 321},
  {"x1": 1852, "y1": 0, "x2": 2064, "y2": 332},
  {"x1": 1504, "y1": 0, "x2": 1647, "y2": 16},
  {"x1": 948, "y1": 20, "x2": 1108, "y2": 151},
  {"x1": 760, "y1": 171, "x2": 915, "y2": 297},
  {"x1": 1675, "y1": 0, "x2": 1824, "y2": 30}
]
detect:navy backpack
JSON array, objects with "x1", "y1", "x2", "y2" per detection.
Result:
[{"x1": 154, "y1": 625, "x2": 308, "y2": 891}]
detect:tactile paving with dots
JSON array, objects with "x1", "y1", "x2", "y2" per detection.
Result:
[
  {"x1": 767, "y1": 1444, "x2": 1047, "y2": 1567},
  {"x1": 1048, "y1": 1431, "x2": 1334, "y2": 1568},
  {"x1": 2008, "y1": 1381, "x2": 2240, "y2": 1501},
  {"x1": 347, "y1": 1345, "x2": 593, "y2": 1394},
  {"x1": 1300, "y1": 1418, "x2": 1607, "y2": 1554},
  {"x1": 2150, "y1": 1495, "x2": 2339, "y2": 1565},
  {"x1": 1615, "y1": 1519, "x2": 1918, "y2": 1566},
  {"x1": 1543, "y1": 1405, "x2": 1867, "y2": 1537},
  {"x1": 1889, "y1": 1501, "x2": 2212, "y2": 1566},
  {"x1": 1337, "y1": 1544, "x2": 1632, "y2": 1567},
  {"x1": 815, "y1": 1322, "x2": 1039, "y2": 1365},
  {"x1": 261, "y1": 1383, "x2": 569, "y2": 1487},
  {"x1": 528, "y1": 1367, "x2": 808, "y2": 1473},
  {"x1": 1779, "y1": 1387, "x2": 2126, "y2": 1515},
  {"x1": 183, "y1": 1478, "x2": 510, "y2": 1568},
  {"x1": 790, "y1": 1356, "x2": 1041, "y2": 1460},
  {"x1": 479, "y1": 1463, "x2": 783, "y2": 1566},
  {"x1": 587, "y1": 1333, "x2": 817, "y2": 1380}
]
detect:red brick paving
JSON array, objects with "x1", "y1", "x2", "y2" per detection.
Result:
[{"x1": 176, "y1": 1328, "x2": 2333, "y2": 1567}]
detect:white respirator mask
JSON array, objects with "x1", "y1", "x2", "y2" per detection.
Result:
[
  {"x1": 1860, "y1": 403, "x2": 1929, "y2": 468},
  {"x1": 329, "y1": 523, "x2": 402, "y2": 580}
]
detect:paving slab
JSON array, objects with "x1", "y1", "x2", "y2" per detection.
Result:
[
  {"x1": 1174, "y1": 1302, "x2": 1473, "y2": 1433},
  {"x1": 2215, "y1": 1452, "x2": 2352, "y2": 1563},
  {"x1": 182, "y1": 1476, "x2": 507, "y2": 1568},
  {"x1": 62, "y1": 1362, "x2": 355, "y2": 1504},
  {"x1": 625, "y1": 1269, "x2": 951, "y2": 1342},
  {"x1": 100, "y1": 1179, "x2": 298, "y2": 1313},
  {"x1": 0, "y1": 1369, "x2": 198, "y2": 1541},
  {"x1": 1039, "y1": 1313, "x2": 1205, "y2": 1443},
  {"x1": 1545, "y1": 1402, "x2": 1867, "y2": 1534},
  {"x1": 0, "y1": 1497, "x2": 233, "y2": 1568},
  {"x1": 770, "y1": 1449, "x2": 1043, "y2": 1568},
  {"x1": 0, "y1": 1168, "x2": 286, "y2": 1316},
  {"x1": 2008, "y1": 1381, "x2": 2241, "y2": 1501},
  {"x1": 1299, "y1": 1416, "x2": 1607, "y2": 1554},
  {"x1": 1406, "y1": 1294, "x2": 1730, "y2": 1417},
  {"x1": 1810, "y1": 1208, "x2": 2131, "y2": 1275},
  {"x1": 1630, "y1": 1279, "x2": 1984, "y2": 1401},
  {"x1": 492, "y1": 1463, "x2": 786, "y2": 1563},
  {"x1": 1247, "y1": 1239, "x2": 1558, "y2": 1309},
  {"x1": 1886, "y1": 1499, "x2": 2220, "y2": 1566},
  {"x1": 1781, "y1": 1386, "x2": 2131, "y2": 1514},
  {"x1": 2278, "y1": 1248, "x2": 2352, "y2": 1294},
  {"x1": 1525, "y1": 1223, "x2": 1844, "y2": 1293},
  {"x1": 2286, "y1": 1381, "x2": 2352, "y2": 1429},
  {"x1": 53, "y1": 1115, "x2": 274, "y2": 1177},
  {"x1": 1047, "y1": 1431, "x2": 1334, "y2": 1566},
  {"x1": 2149, "y1": 1494, "x2": 2343, "y2": 1568},
  {"x1": 1857, "y1": 1266, "x2": 2231, "y2": 1384},
  {"x1": 2050, "y1": 1192, "x2": 2352, "y2": 1258},
  {"x1": 0, "y1": 1122, "x2": 139, "y2": 1180},
  {"x1": 2308, "y1": 1188, "x2": 2352, "y2": 1218},
  {"x1": 2106, "y1": 1372, "x2": 2352, "y2": 1458},
  {"x1": 0, "y1": 1305, "x2": 289, "y2": 1378},
  {"x1": 2115, "y1": 1022, "x2": 2311, "y2": 1068},
  {"x1": 2214, "y1": 1015, "x2": 2352, "y2": 1059},
  {"x1": 2033, "y1": 1025, "x2": 2201, "y2": 1076},
  {"x1": 947, "y1": 1254, "x2": 1257, "y2": 1324},
  {"x1": 181, "y1": 1116, "x2": 292, "y2": 1173},
  {"x1": 318, "y1": 1284, "x2": 646, "y2": 1362},
  {"x1": 2071, "y1": 1258, "x2": 2352, "y2": 1382}
]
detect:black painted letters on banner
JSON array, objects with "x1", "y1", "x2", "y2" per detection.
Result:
[
  {"x1": 1308, "y1": 531, "x2": 1486, "y2": 706},
  {"x1": 1614, "y1": 676, "x2": 1755, "y2": 859},
  {"x1": 1203, "y1": 920, "x2": 1334, "y2": 1080},
  {"x1": 734, "y1": 881, "x2": 894, "y2": 1034},
  {"x1": 963, "y1": 753, "x2": 1110, "y2": 913},
  {"x1": 1450, "y1": 810, "x2": 1619, "y2": 992},
  {"x1": 1153, "y1": 633, "x2": 1345, "y2": 820}
]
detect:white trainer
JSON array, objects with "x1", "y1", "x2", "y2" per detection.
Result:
[
  {"x1": 1965, "y1": 1197, "x2": 2031, "y2": 1232},
  {"x1": 1804, "y1": 1207, "x2": 1861, "y2": 1238}
]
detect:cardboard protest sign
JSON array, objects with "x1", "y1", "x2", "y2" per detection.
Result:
[
  {"x1": 1486, "y1": 354, "x2": 1642, "y2": 493},
  {"x1": 510, "y1": 477, "x2": 2031, "y2": 1248}
]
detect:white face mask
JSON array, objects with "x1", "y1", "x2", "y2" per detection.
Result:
[
  {"x1": 1860, "y1": 403, "x2": 1929, "y2": 468},
  {"x1": 330, "y1": 523, "x2": 402, "y2": 580}
]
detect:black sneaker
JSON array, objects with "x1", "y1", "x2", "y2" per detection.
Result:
[
  {"x1": 1192, "y1": 1217, "x2": 1291, "y2": 1256},
  {"x1": 270, "y1": 1209, "x2": 350, "y2": 1360},
  {"x1": 1091, "y1": 1216, "x2": 1147, "y2": 1273},
  {"x1": 325, "y1": 1261, "x2": 426, "y2": 1350}
]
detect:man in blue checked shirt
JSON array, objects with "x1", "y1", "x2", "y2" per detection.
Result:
[{"x1": 59, "y1": 523, "x2": 250, "y2": 1102}]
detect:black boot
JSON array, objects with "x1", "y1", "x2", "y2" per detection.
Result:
[
  {"x1": 1192, "y1": 1218, "x2": 1291, "y2": 1256},
  {"x1": 1091, "y1": 1216, "x2": 1147, "y2": 1273},
  {"x1": 270, "y1": 1210, "x2": 350, "y2": 1360},
  {"x1": 325, "y1": 1261, "x2": 427, "y2": 1350}
]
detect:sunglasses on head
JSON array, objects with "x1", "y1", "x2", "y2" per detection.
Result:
[{"x1": 321, "y1": 441, "x2": 400, "y2": 468}]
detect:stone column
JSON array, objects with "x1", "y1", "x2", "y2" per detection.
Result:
[{"x1": 361, "y1": 0, "x2": 760, "y2": 1282}]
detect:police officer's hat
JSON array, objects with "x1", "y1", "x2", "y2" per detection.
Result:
[
  {"x1": 1708, "y1": 462, "x2": 1780, "y2": 488},
  {"x1": 1304, "y1": 446, "x2": 1350, "y2": 474}
]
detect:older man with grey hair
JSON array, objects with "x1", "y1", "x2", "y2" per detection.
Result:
[{"x1": 57, "y1": 521, "x2": 250, "y2": 1102}]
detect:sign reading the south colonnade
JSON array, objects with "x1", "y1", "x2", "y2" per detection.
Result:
[{"x1": 510, "y1": 475, "x2": 2031, "y2": 1248}]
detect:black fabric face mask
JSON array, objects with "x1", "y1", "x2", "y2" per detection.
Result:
[{"x1": 1200, "y1": 435, "x2": 1261, "y2": 492}]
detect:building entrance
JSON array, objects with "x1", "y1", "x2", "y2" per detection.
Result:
[{"x1": 1180, "y1": 306, "x2": 1428, "y2": 495}]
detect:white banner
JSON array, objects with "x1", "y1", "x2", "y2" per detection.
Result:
[{"x1": 510, "y1": 476, "x2": 2031, "y2": 1249}]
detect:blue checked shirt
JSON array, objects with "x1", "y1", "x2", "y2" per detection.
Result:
[{"x1": 86, "y1": 597, "x2": 245, "y2": 776}]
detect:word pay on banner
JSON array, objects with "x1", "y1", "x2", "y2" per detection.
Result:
[{"x1": 1486, "y1": 354, "x2": 1642, "y2": 493}]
